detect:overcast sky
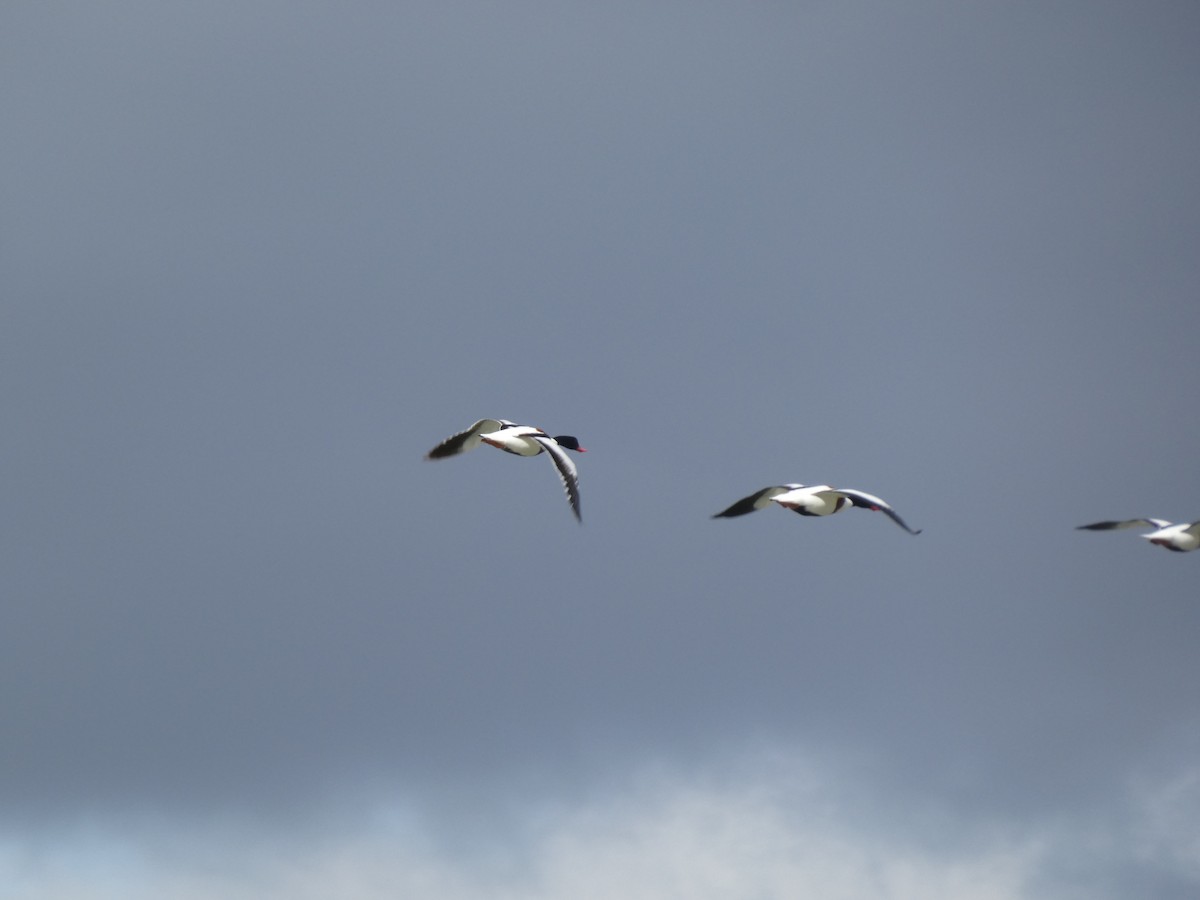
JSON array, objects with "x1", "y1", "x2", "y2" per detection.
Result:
[{"x1": 4, "y1": 2, "x2": 1200, "y2": 897}]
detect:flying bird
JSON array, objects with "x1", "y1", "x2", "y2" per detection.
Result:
[
  {"x1": 1076, "y1": 518, "x2": 1200, "y2": 553},
  {"x1": 424, "y1": 418, "x2": 586, "y2": 521},
  {"x1": 712, "y1": 483, "x2": 921, "y2": 535}
]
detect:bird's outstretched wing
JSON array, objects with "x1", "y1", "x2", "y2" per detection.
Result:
[
  {"x1": 533, "y1": 435, "x2": 582, "y2": 522},
  {"x1": 712, "y1": 486, "x2": 795, "y2": 519},
  {"x1": 835, "y1": 488, "x2": 922, "y2": 535},
  {"x1": 1076, "y1": 518, "x2": 1171, "y2": 532},
  {"x1": 425, "y1": 419, "x2": 511, "y2": 459}
]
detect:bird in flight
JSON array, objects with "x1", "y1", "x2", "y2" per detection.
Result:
[
  {"x1": 1076, "y1": 518, "x2": 1200, "y2": 553},
  {"x1": 713, "y1": 483, "x2": 921, "y2": 535},
  {"x1": 425, "y1": 418, "x2": 587, "y2": 522}
]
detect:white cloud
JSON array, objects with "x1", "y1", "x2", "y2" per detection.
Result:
[
  {"x1": 513, "y1": 774, "x2": 1036, "y2": 900},
  {"x1": 7, "y1": 747, "x2": 1200, "y2": 900},
  {"x1": 1130, "y1": 765, "x2": 1200, "y2": 882},
  {"x1": 3, "y1": 749, "x2": 1048, "y2": 900}
]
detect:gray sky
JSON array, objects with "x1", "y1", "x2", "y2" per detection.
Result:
[{"x1": 4, "y1": 2, "x2": 1200, "y2": 897}]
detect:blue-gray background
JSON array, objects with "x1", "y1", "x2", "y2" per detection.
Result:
[{"x1": 4, "y1": 2, "x2": 1199, "y2": 897}]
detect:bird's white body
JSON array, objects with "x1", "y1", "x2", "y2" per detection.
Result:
[
  {"x1": 1142, "y1": 521, "x2": 1200, "y2": 552},
  {"x1": 772, "y1": 485, "x2": 854, "y2": 516},
  {"x1": 479, "y1": 425, "x2": 549, "y2": 456}
]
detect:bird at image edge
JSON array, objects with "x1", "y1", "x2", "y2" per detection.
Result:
[{"x1": 1077, "y1": 518, "x2": 1200, "y2": 552}]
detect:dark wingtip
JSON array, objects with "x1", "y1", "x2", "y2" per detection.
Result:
[{"x1": 424, "y1": 442, "x2": 459, "y2": 460}]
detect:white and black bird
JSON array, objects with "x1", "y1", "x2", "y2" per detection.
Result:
[
  {"x1": 1076, "y1": 518, "x2": 1200, "y2": 553},
  {"x1": 424, "y1": 418, "x2": 586, "y2": 521},
  {"x1": 713, "y1": 483, "x2": 921, "y2": 535}
]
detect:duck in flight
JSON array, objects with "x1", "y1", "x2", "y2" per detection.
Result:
[
  {"x1": 1076, "y1": 518, "x2": 1200, "y2": 552},
  {"x1": 713, "y1": 483, "x2": 921, "y2": 535},
  {"x1": 425, "y1": 418, "x2": 586, "y2": 521}
]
